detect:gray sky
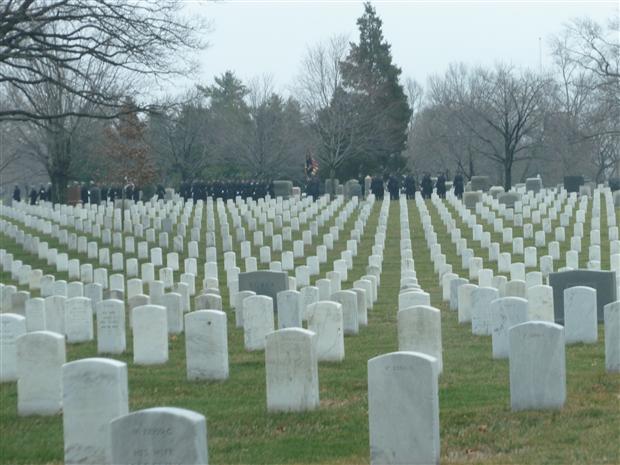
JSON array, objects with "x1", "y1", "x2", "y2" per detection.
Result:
[{"x1": 182, "y1": 0, "x2": 617, "y2": 93}]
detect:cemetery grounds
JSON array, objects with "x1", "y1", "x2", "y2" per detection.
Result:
[{"x1": 0, "y1": 193, "x2": 619, "y2": 464}]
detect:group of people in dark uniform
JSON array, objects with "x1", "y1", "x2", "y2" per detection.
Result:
[
  {"x1": 368, "y1": 172, "x2": 466, "y2": 200},
  {"x1": 179, "y1": 179, "x2": 274, "y2": 202},
  {"x1": 13, "y1": 185, "x2": 52, "y2": 205}
]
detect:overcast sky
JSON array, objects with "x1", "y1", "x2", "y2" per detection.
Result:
[{"x1": 181, "y1": 0, "x2": 617, "y2": 94}]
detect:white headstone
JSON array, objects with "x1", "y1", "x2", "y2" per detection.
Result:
[
  {"x1": 265, "y1": 328, "x2": 319, "y2": 412},
  {"x1": 397, "y1": 306, "x2": 443, "y2": 373},
  {"x1": 490, "y1": 297, "x2": 528, "y2": 359},
  {"x1": 471, "y1": 287, "x2": 499, "y2": 336},
  {"x1": 185, "y1": 310, "x2": 229, "y2": 380},
  {"x1": 564, "y1": 286, "x2": 597, "y2": 344},
  {"x1": 509, "y1": 321, "x2": 566, "y2": 411},
  {"x1": 132, "y1": 305, "x2": 168, "y2": 365},
  {"x1": 243, "y1": 295, "x2": 275, "y2": 351},
  {"x1": 526, "y1": 285, "x2": 554, "y2": 321},
  {"x1": 17, "y1": 331, "x2": 66, "y2": 415},
  {"x1": 0, "y1": 313, "x2": 26, "y2": 382},
  {"x1": 96, "y1": 299, "x2": 126, "y2": 354},
  {"x1": 62, "y1": 358, "x2": 128, "y2": 465},
  {"x1": 368, "y1": 351, "x2": 439, "y2": 465},
  {"x1": 110, "y1": 407, "x2": 208, "y2": 465},
  {"x1": 604, "y1": 301, "x2": 620, "y2": 372},
  {"x1": 307, "y1": 301, "x2": 344, "y2": 362},
  {"x1": 65, "y1": 297, "x2": 94, "y2": 343}
]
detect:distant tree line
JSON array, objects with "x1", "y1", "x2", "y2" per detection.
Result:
[{"x1": 1, "y1": 2, "x2": 618, "y2": 202}]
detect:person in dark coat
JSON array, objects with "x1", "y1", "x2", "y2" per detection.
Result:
[
  {"x1": 436, "y1": 173, "x2": 447, "y2": 199},
  {"x1": 387, "y1": 174, "x2": 400, "y2": 200},
  {"x1": 156, "y1": 184, "x2": 165, "y2": 200},
  {"x1": 404, "y1": 175, "x2": 416, "y2": 200},
  {"x1": 39, "y1": 185, "x2": 47, "y2": 202},
  {"x1": 453, "y1": 174, "x2": 464, "y2": 199},
  {"x1": 370, "y1": 176, "x2": 384, "y2": 200},
  {"x1": 29, "y1": 188, "x2": 38, "y2": 205},
  {"x1": 80, "y1": 183, "x2": 89, "y2": 204},
  {"x1": 421, "y1": 174, "x2": 433, "y2": 199},
  {"x1": 12, "y1": 185, "x2": 21, "y2": 202}
]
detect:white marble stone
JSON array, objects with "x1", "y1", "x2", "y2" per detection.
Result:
[
  {"x1": 457, "y1": 284, "x2": 477, "y2": 324},
  {"x1": 96, "y1": 299, "x2": 126, "y2": 354},
  {"x1": 17, "y1": 331, "x2": 66, "y2": 415},
  {"x1": 265, "y1": 328, "x2": 319, "y2": 412},
  {"x1": 65, "y1": 297, "x2": 94, "y2": 343},
  {"x1": 307, "y1": 301, "x2": 344, "y2": 362},
  {"x1": 132, "y1": 305, "x2": 168, "y2": 365},
  {"x1": 526, "y1": 285, "x2": 555, "y2": 321},
  {"x1": 161, "y1": 292, "x2": 183, "y2": 334},
  {"x1": 185, "y1": 310, "x2": 229, "y2": 380},
  {"x1": 276, "y1": 290, "x2": 303, "y2": 329},
  {"x1": 368, "y1": 351, "x2": 439, "y2": 465},
  {"x1": 398, "y1": 306, "x2": 442, "y2": 373},
  {"x1": 604, "y1": 301, "x2": 620, "y2": 372},
  {"x1": 471, "y1": 287, "x2": 499, "y2": 336},
  {"x1": 509, "y1": 321, "x2": 566, "y2": 411},
  {"x1": 331, "y1": 290, "x2": 359, "y2": 335},
  {"x1": 564, "y1": 286, "x2": 597, "y2": 344},
  {"x1": 0, "y1": 314, "x2": 26, "y2": 382},
  {"x1": 110, "y1": 407, "x2": 208, "y2": 465},
  {"x1": 490, "y1": 297, "x2": 528, "y2": 359},
  {"x1": 25, "y1": 298, "x2": 46, "y2": 332},
  {"x1": 62, "y1": 358, "x2": 128, "y2": 465},
  {"x1": 243, "y1": 295, "x2": 275, "y2": 351}
]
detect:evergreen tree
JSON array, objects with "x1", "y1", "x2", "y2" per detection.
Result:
[
  {"x1": 102, "y1": 98, "x2": 157, "y2": 189},
  {"x1": 340, "y1": 2, "x2": 411, "y2": 175}
]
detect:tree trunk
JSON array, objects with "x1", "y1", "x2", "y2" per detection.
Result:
[
  {"x1": 51, "y1": 171, "x2": 68, "y2": 204},
  {"x1": 504, "y1": 162, "x2": 512, "y2": 191}
]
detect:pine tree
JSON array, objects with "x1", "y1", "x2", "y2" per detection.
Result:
[{"x1": 340, "y1": 2, "x2": 411, "y2": 175}]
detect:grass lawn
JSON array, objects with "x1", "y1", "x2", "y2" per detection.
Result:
[{"x1": 0, "y1": 197, "x2": 618, "y2": 464}]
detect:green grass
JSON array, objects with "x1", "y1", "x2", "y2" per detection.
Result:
[{"x1": 0, "y1": 198, "x2": 619, "y2": 464}]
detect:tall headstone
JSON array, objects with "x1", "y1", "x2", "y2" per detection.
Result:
[
  {"x1": 265, "y1": 328, "x2": 319, "y2": 412},
  {"x1": 132, "y1": 305, "x2": 168, "y2": 365},
  {"x1": 564, "y1": 286, "x2": 597, "y2": 344},
  {"x1": 526, "y1": 285, "x2": 554, "y2": 322},
  {"x1": 604, "y1": 301, "x2": 619, "y2": 373},
  {"x1": 509, "y1": 321, "x2": 566, "y2": 411},
  {"x1": 17, "y1": 331, "x2": 66, "y2": 415},
  {"x1": 242, "y1": 295, "x2": 275, "y2": 351},
  {"x1": 65, "y1": 297, "x2": 94, "y2": 343},
  {"x1": 96, "y1": 299, "x2": 126, "y2": 354},
  {"x1": 0, "y1": 314, "x2": 26, "y2": 382},
  {"x1": 471, "y1": 287, "x2": 499, "y2": 336},
  {"x1": 368, "y1": 351, "x2": 439, "y2": 465},
  {"x1": 307, "y1": 301, "x2": 344, "y2": 362},
  {"x1": 397, "y1": 306, "x2": 443, "y2": 373},
  {"x1": 276, "y1": 290, "x2": 303, "y2": 329},
  {"x1": 185, "y1": 310, "x2": 229, "y2": 381},
  {"x1": 62, "y1": 358, "x2": 128, "y2": 465},
  {"x1": 490, "y1": 297, "x2": 528, "y2": 359}
]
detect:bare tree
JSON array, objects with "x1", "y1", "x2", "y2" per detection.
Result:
[
  {"x1": 148, "y1": 90, "x2": 210, "y2": 185},
  {"x1": 294, "y1": 34, "x2": 349, "y2": 117},
  {"x1": 0, "y1": 0, "x2": 208, "y2": 122},
  {"x1": 5, "y1": 45, "x2": 125, "y2": 202},
  {"x1": 550, "y1": 15, "x2": 620, "y2": 180},
  {"x1": 555, "y1": 16, "x2": 619, "y2": 84},
  {"x1": 430, "y1": 63, "x2": 551, "y2": 189},
  {"x1": 242, "y1": 75, "x2": 308, "y2": 180}
]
